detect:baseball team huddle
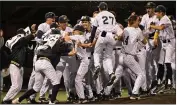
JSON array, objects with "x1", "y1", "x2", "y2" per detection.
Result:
[{"x1": 1, "y1": 1, "x2": 176, "y2": 104}]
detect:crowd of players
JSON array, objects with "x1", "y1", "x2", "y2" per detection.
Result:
[{"x1": 0, "y1": 1, "x2": 176, "y2": 104}]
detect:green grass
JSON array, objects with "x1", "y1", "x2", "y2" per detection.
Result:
[{"x1": 0, "y1": 89, "x2": 129, "y2": 104}]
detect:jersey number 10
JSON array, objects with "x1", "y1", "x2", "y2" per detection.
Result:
[{"x1": 102, "y1": 16, "x2": 114, "y2": 25}]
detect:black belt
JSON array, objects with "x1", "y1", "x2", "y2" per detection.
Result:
[
  {"x1": 101, "y1": 31, "x2": 115, "y2": 37},
  {"x1": 113, "y1": 48, "x2": 121, "y2": 50},
  {"x1": 162, "y1": 39, "x2": 171, "y2": 43},
  {"x1": 38, "y1": 57, "x2": 51, "y2": 62},
  {"x1": 11, "y1": 61, "x2": 21, "y2": 68}
]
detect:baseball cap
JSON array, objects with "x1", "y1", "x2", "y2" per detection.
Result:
[
  {"x1": 73, "y1": 25, "x2": 85, "y2": 32},
  {"x1": 145, "y1": 2, "x2": 156, "y2": 8},
  {"x1": 98, "y1": 2, "x2": 108, "y2": 10},
  {"x1": 155, "y1": 5, "x2": 166, "y2": 13},
  {"x1": 58, "y1": 15, "x2": 70, "y2": 23},
  {"x1": 81, "y1": 16, "x2": 91, "y2": 21}
]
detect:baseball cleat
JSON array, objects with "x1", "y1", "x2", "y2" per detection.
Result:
[
  {"x1": 2, "y1": 100, "x2": 12, "y2": 104},
  {"x1": 93, "y1": 66, "x2": 101, "y2": 80},
  {"x1": 107, "y1": 73, "x2": 116, "y2": 86},
  {"x1": 49, "y1": 101, "x2": 55, "y2": 104},
  {"x1": 39, "y1": 97, "x2": 49, "y2": 104},
  {"x1": 129, "y1": 94, "x2": 140, "y2": 100},
  {"x1": 28, "y1": 98, "x2": 39, "y2": 104},
  {"x1": 78, "y1": 98, "x2": 88, "y2": 104},
  {"x1": 12, "y1": 98, "x2": 20, "y2": 104}
]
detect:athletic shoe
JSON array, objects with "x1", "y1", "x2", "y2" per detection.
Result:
[{"x1": 93, "y1": 66, "x2": 101, "y2": 80}]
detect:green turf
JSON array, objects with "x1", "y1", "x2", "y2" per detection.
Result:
[{"x1": 0, "y1": 89, "x2": 128, "y2": 104}]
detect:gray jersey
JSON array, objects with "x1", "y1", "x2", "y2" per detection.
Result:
[{"x1": 121, "y1": 27, "x2": 144, "y2": 55}]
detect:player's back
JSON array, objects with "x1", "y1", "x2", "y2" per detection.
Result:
[
  {"x1": 121, "y1": 27, "x2": 144, "y2": 55},
  {"x1": 94, "y1": 11, "x2": 116, "y2": 32}
]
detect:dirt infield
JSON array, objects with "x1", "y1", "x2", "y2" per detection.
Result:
[{"x1": 90, "y1": 94, "x2": 176, "y2": 104}]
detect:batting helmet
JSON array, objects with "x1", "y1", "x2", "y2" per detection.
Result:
[
  {"x1": 98, "y1": 2, "x2": 108, "y2": 10},
  {"x1": 155, "y1": 5, "x2": 166, "y2": 13},
  {"x1": 145, "y1": 2, "x2": 156, "y2": 8},
  {"x1": 45, "y1": 12, "x2": 56, "y2": 19}
]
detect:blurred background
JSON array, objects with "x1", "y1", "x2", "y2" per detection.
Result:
[{"x1": 0, "y1": 1, "x2": 176, "y2": 91}]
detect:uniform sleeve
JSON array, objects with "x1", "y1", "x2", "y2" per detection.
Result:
[
  {"x1": 139, "y1": 30, "x2": 145, "y2": 41},
  {"x1": 15, "y1": 34, "x2": 35, "y2": 48},
  {"x1": 92, "y1": 16, "x2": 99, "y2": 27},
  {"x1": 37, "y1": 24, "x2": 44, "y2": 32},
  {"x1": 116, "y1": 25, "x2": 123, "y2": 36},
  {"x1": 140, "y1": 15, "x2": 146, "y2": 27},
  {"x1": 70, "y1": 36, "x2": 78, "y2": 41}
]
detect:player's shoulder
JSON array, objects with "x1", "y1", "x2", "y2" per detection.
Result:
[
  {"x1": 38, "y1": 22, "x2": 49, "y2": 28},
  {"x1": 161, "y1": 15, "x2": 171, "y2": 22}
]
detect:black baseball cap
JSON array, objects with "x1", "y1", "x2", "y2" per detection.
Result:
[
  {"x1": 81, "y1": 16, "x2": 91, "y2": 21},
  {"x1": 155, "y1": 5, "x2": 166, "y2": 13},
  {"x1": 58, "y1": 15, "x2": 69, "y2": 23},
  {"x1": 145, "y1": 2, "x2": 156, "y2": 8},
  {"x1": 73, "y1": 25, "x2": 85, "y2": 32},
  {"x1": 98, "y1": 2, "x2": 108, "y2": 10}
]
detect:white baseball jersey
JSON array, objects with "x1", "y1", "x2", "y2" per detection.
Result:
[
  {"x1": 93, "y1": 11, "x2": 116, "y2": 32},
  {"x1": 38, "y1": 23, "x2": 50, "y2": 33},
  {"x1": 140, "y1": 14, "x2": 159, "y2": 36},
  {"x1": 70, "y1": 35, "x2": 88, "y2": 58},
  {"x1": 158, "y1": 15, "x2": 175, "y2": 40},
  {"x1": 121, "y1": 27, "x2": 144, "y2": 55},
  {"x1": 60, "y1": 26, "x2": 73, "y2": 37}
]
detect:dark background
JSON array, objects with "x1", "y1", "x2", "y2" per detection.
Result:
[{"x1": 0, "y1": 1, "x2": 176, "y2": 90}]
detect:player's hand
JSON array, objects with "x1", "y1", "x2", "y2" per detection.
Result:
[
  {"x1": 87, "y1": 43, "x2": 92, "y2": 47},
  {"x1": 68, "y1": 48, "x2": 76, "y2": 56},
  {"x1": 31, "y1": 24, "x2": 36, "y2": 31}
]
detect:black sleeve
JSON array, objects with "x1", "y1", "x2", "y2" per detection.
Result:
[
  {"x1": 139, "y1": 25, "x2": 144, "y2": 31},
  {"x1": 36, "y1": 30, "x2": 44, "y2": 39},
  {"x1": 14, "y1": 34, "x2": 35, "y2": 48},
  {"x1": 90, "y1": 26, "x2": 97, "y2": 43}
]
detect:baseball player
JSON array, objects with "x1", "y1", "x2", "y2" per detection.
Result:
[
  {"x1": 64, "y1": 24, "x2": 94, "y2": 103},
  {"x1": 2, "y1": 28, "x2": 35, "y2": 104},
  {"x1": 12, "y1": 28, "x2": 76, "y2": 104},
  {"x1": 90, "y1": 2, "x2": 117, "y2": 87},
  {"x1": 140, "y1": 2, "x2": 160, "y2": 94},
  {"x1": 80, "y1": 16, "x2": 98, "y2": 102},
  {"x1": 121, "y1": 15, "x2": 147, "y2": 99},
  {"x1": 27, "y1": 12, "x2": 56, "y2": 103},
  {"x1": 149, "y1": 5, "x2": 175, "y2": 89}
]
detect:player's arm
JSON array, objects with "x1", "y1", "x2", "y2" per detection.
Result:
[
  {"x1": 150, "y1": 24, "x2": 165, "y2": 30},
  {"x1": 68, "y1": 48, "x2": 76, "y2": 56},
  {"x1": 153, "y1": 30, "x2": 159, "y2": 46},
  {"x1": 90, "y1": 26, "x2": 97, "y2": 43},
  {"x1": 16, "y1": 33, "x2": 36, "y2": 47},
  {"x1": 78, "y1": 42, "x2": 92, "y2": 48}
]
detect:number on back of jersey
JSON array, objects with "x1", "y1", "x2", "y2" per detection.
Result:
[{"x1": 102, "y1": 16, "x2": 114, "y2": 25}]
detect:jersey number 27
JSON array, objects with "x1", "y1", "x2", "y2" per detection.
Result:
[{"x1": 102, "y1": 16, "x2": 114, "y2": 25}]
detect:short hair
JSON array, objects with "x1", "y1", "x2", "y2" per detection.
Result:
[{"x1": 128, "y1": 15, "x2": 139, "y2": 26}]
